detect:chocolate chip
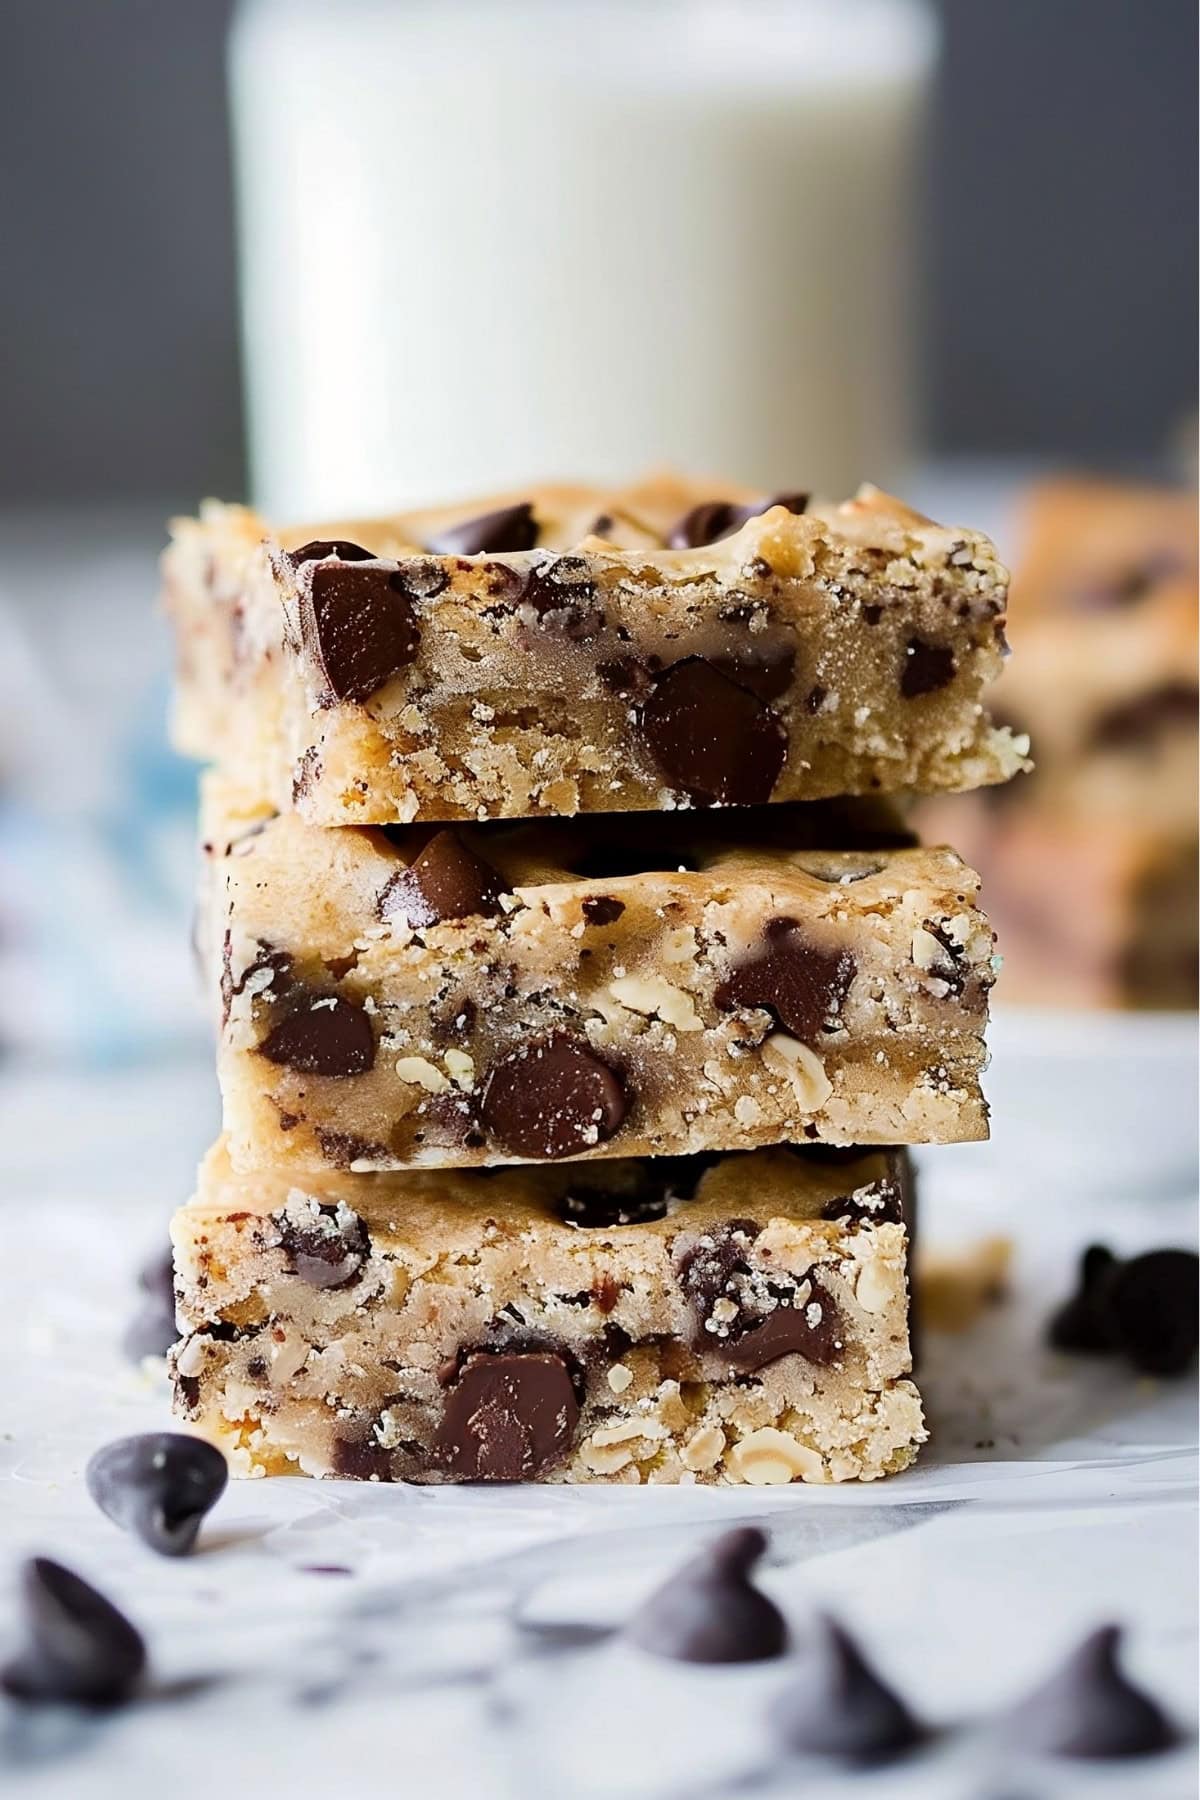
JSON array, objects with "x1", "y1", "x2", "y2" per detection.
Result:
[
  {"x1": 676, "y1": 1225, "x2": 843, "y2": 1368},
  {"x1": 434, "y1": 1349, "x2": 579, "y2": 1480},
  {"x1": 331, "y1": 1434, "x2": 395, "y2": 1482},
  {"x1": 123, "y1": 1246, "x2": 177, "y2": 1361},
  {"x1": 710, "y1": 641, "x2": 796, "y2": 701},
  {"x1": 379, "y1": 828, "x2": 506, "y2": 926},
  {"x1": 1, "y1": 1559, "x2": 146, "y2": 1707},
  {"x1": 997, "y1": 1624, "x2": 1175, "y2": 1759},
  {"x1": 715, "y1": 919, "x2": 855, "y2": 1044},
  {"x1": 638, "y1": 657, "x2": 787, "y2": 805},
  {"x1": 424, "y1": 502, "x2": 538, "y2": 556},
  {"x1": 521, "y1": 556, "x2": 603, "y2": 638},
  {"x1": 900, "y1": 637, "x2": 956, "y2": 698},
  {"x1": 820, "y1": 1178, "x2": 905, "y2": 1227},
  {"x1": 315, "y1": 1127, "x2": 388, "y2": 1169},
  {"x1": 716, "y1": 1280, "x2": 844, "y2": 1371},
  {"x1": 85, "y1": 1434, "x2": 228, "y2": 1558},
  {"x1": 771, "y1": 1614, "x2": 923, "y2": 1762},
  {"x1": 300, "y1": 563, "x2": 421, "y2": 702},
  {"x1": 287, "y1": 539, "x2": 375, "y2": 568},
  {"x1": 581, "y1": 896, "x2": 625, "y2": 926},
  {"x1": 224, "y1": 941, "x2": 293, "y2": 1025},
  {"x1": 861, "y1": 601, "x2": 883, "y2": 625},
  {"x1": 480, "y1": 1033, "x2": 628, "y2": 1159},
  {"x1": 1049, "y1": 1244, "x2": 1198, "y2": 1375},
  {"x1": 1086, "y1": 682, "x2": 1198, "y2": 752},
  {"x1": 557, "y1": 1184, "x2": 670, "y2": 1229},
  {"x1": 258, "y1": 988, "x2": 376, "y2": 1077},
  {"x1": 274, "y1": 1200, "x2": 371, "y2": 1289},
  {"x1": 597, "y1": 655, "x2": 654, "y2": 699},
  {"x1": 666, "y1": 492, "x2": 808, "y2": 548},
  {"x1": 625, "y1": 1526, "x2": 786, "y2": 1663}
]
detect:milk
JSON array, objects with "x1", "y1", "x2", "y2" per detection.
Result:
[{"x1": 230, "y1": 0, "x2": 937, "y2": 516}]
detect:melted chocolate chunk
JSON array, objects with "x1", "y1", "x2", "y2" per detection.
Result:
[
  {"x1": 379, "y1": 828, "x2": 506, "y2": 926},
  {"x1": 275, "y1": 1200, "x2": 371, "y2": 1289},
  {"x1": 300, "y1": 562, "x2": 421, "y2": 703},
  {"x1": 1087, "y1": 681, "x2": 1198, "y2": 752},
  {"x1": 820, "y1": 1179, "x2": 905, "y2": 1227},
  {"x1": 676, "y1": 1224, "x2": 843, "y2": 1368},
  {"x1": 480, "y1": 1033, "x2": 628, "y2": 1159},
  {"x1": 2, "y1": 1558, "x2": 146, "y2": 1707},
  {"x1": 666, "y1": 492, "x2": 808, "y2": 549},
  {"x1": 771, "y1": 1614, "x2": 923, "y2": 1762},
  {"x1": 997, "y1": 1624, "x2": 1175, "y2": 1759},
  {"x1": 714, "y1": 918, "x2": 855, "y2": 1044},
  {"x1": 581, "y1": 895, "x2": 625, "y2": 926},
  {"x1": 900, "y1": 637, "x2": 957, "y2": 699},
  {"x1": 424, "y1": 502, "x2": 538, "y2": 556},
  {"x1": 1049, "y1": 1244, "x2": 1198, "y2": 1375},
  {"x1": 434, "y1": 1349, "x2": 578, "y2": 1480},
  {"x1": 258, "y1": 988, "x2": 376, "y2": 1077},
  {"x1": 638, "y1": 657, "x2": 787, "y2": 805},
  {"x1": 625, "y1": 1526, "x2": 787, "y2": 1663},
  {"x1": 287, "y1": 539, "x2": 375, "y2": 568},
  {"x1": 86, "y1": 1434, "x2": 228, "y2": 1558}
]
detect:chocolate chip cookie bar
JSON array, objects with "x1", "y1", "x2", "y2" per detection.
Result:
[
  {"x1": 165, "y1": 473, "x2": 1026, "y2": 824},
  {"x1": 171, "y1": 1139, "x2": 923, "y2": 1486},
  {"x1": 203, "y1": 776, "x2": 995, "y2": 1170}
]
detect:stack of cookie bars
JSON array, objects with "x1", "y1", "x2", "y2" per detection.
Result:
[{"x1": 162, "y1": 475, "x2": 1026, "y2": 1487}]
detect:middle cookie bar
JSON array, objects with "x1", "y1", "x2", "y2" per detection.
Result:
[{"x1": 205, "y1": 777, "x2": 996, "y2": 1171}]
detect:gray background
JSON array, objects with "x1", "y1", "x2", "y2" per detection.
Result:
[{"x1": 1, "y1": 0, "x2": 1195, "y2": 506}]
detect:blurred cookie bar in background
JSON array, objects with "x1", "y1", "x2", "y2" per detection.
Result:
[{"x1": 920, "y1": 478, "x2": 1197, "y2": 1009}]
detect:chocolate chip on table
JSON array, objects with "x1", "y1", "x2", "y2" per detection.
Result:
[
  {"x1": 275, "y1": 1200, "x2": 371, "y2": 1289},
  {"x1": 715, "y1": 918, "x2": 855, "y2": 1044},
  {"x1": 480, "y1": 1033, "x2": 628, "y2": 1159},
  {"x1": 666, "y1": 492, "x2": 808, "y2": 549},
  {"x1": 997, "y1": 1624, "x2": 1175, "y2": 1759},
  {"x1": 638, "y1": 657, "x2": 788, "y2": 805},
  {"x1": 379, "y1": 828, "x2": 506, "y2": 926},
  {"x1": 770, "y1": 1613, "x2": 923, "y2": 1762},
  {"x1": 85, "y1": 1434, "x2": 228, "y2": 1558},
  {"x1": 258, "y1": 987, "x2": 376, "y2": 1077},
  {"x1": 286, "y1": 539, "x2": 376, "y2": 568},
  {"x1": 122, "y1": 1245, "x2": 178, "y2": 1361},
  {"x1": 424, "y1": 501, "x2": 539, "y2": 556},
  {"x1": 900, "y1": 637, "x2": 956, "y2": 698},
  {"x1": 1, "y1": 1559, "x2": 146, "y2": 1707},
  {"x1": 434, "y1": 1349, "x2": 579, "y2": 1480},
  {"x1": 625, "y1": 1526, "x2": 786, "y2": 1663},
  {"x1": 299, "y1": 562, "x2": 421, "y2": 703},
  {"x1": 1049, "y1": 1244, "x2": 1199, "y2": 1375}
]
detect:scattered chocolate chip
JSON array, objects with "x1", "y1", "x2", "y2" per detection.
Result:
[
  {"x1": 275, "y1": 1200, "x2": 371, "y2": 1289},
  {"x1": 85, "y1": 1434, "x2": 228, "y2": 1558},
  {"x1": 258, "y1": 988, "x2": 376, "y2": 1077},
  {"x1": 434, "y1": 1349, "x2": 579, "y2": 1479},
  {"x1": 638, "y1": 657, "x2": 787, "y2": 805},
  {"x1": 771, "y1": 1613, "x2": 923, "y2": 1762},
  {"x1": 997, "y1": 1624, "x2": 1175, "y2": 1759},
  {"x1": 900, "y1": 637, "x2": 956, "y2": 699},
  {"x1": 480, "y1": 1033, "x2": 628, "y2": 1159},
  {"x1": 287, "y1": 539, "x2": 375, "y2": 568},
  {"x1": 123, "y1": 1246, "x2": 177, "y2": 1361},
  {"x1": 1049, "y1": 1244, "x2": 1198, "y2": 1375},
  {"x1": 379, "y1": 828, "x2": 506, "y2": 926},
  {"x1": 1087, "y1": 682, "x2": 1198, "y2": 752},
  {"x1": 715, "y1": 919, "x2": 855, "y2": 1043},
  {"x1": 820, "y1": 1179, "x2": 905, "y2": 1227},
  {"x1": 666, "y1": 493, "x2": 808, "y2": 549},
  {"x1": 2, "y1": 1559, "x2": 146, "y2": 1707},
  {"x1": 424, "y1": 502, "x2": 538, "y2": 556},
  {"x1": 581, "y1": 895, "x2": 625, "y2": 926},
  {"x1": 300, "y1": 563, "x2": 421, "y2": 703},
  {"x1": 710, "y1": 641, "x2": 797, "y2": 701},
  {"x1": 625, "y1": 1526, "x2": 786, "y2": 1663}
]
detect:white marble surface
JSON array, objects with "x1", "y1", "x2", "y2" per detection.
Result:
[{"x1": 1, "y1": 1017, "x2": 1197, "y2": 1799}]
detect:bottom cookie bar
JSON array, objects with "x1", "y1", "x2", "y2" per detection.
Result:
[{"x1": 171, "y1": 1141, "x2": 923, "y2": 1486}]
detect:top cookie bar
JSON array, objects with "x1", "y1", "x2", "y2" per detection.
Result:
[{"x1": 165, "y1": 474, "x2": 1026, "y2": 824}]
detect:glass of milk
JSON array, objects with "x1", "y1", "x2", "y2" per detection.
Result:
[{"x1": 230, "y1": 0, "x2": 938, "y2": 516}]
